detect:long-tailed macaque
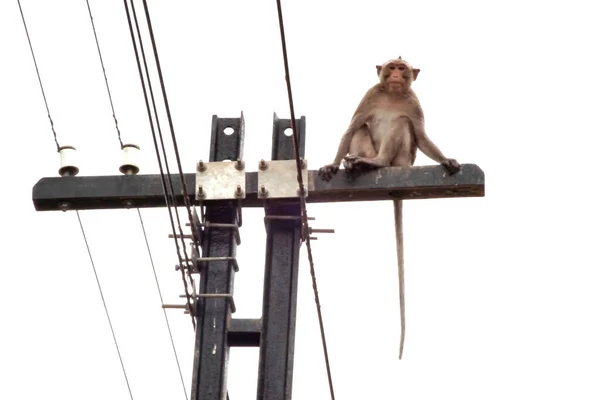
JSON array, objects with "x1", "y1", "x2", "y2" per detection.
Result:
[{"x1": 318, "y1": 56, "x2": 460, "y2": 360}]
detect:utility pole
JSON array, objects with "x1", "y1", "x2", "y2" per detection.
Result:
[{"x1": 31, "y1": 112, "x2": 485, "y2": 399}]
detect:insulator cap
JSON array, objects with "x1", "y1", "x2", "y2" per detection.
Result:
[
  {"x1": 58, "y1": 145, "x2": 79, "y2": 177},
  {"x1": 119, "y1": 143, "x2": 140, "y2": 175}
]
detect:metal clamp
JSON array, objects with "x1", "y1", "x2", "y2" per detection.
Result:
[
  {"x1": 163, "y1": 301, "x2": 195, "y2": 315},
  {"x1": 193, "y1": 294, "x2": 236, "y2": 314},
  {"x1": 201, "y1": 222, "x2": 241, "y2": 245},
  {"x1": 195, "y1": 159, "x2": 246, "y2": 200},
  {"x1": 256, "y1": 159, "x2": 309, "y2": 199},
  {"x1": 173, "y1": 294, "x2": 236, "y2": 314}
]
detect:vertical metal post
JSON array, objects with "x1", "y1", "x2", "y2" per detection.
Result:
[
  {"x1": 256, "y1": 113, "x2": 306, "y2": 400},
  {"x1": 191, "y1": 113, "x2": 245, "y2": 400}
]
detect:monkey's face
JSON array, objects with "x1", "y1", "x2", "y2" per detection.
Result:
[{"x1": 376, "y1": 60, "x2": 420, "y2": 90}]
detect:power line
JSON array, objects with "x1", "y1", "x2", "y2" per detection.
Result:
[
  {"x1": 274, "y1": 1, "x2": 336, "y2": 399},
  {"x1": 141, "y1": 0, "x2": 202, "y2": 251},
  {"x1": 19, "y1": 3, "x2": 134, "y2": 396},
  {"x1": 122, "y1": 0, "x2": 196, "y2": 329},
  {"x1": 129, "y1": 0, "x2": 198, "y2": 259},
  {"x1": 137, "y1": 209, "x2": 189, "y2": 400},
  {"x1": 76, "y1": 211, "x2": 134, "y2": 400},
  {"x1": 85, "y1": 0, "x2": 124, "y2": 148},
  {"x1": 83, "y1": 3, "x2": 188, "y2": 394},
  {"x1": 128, "y1": 0, "x2": 198, "y2": 325},
  {"x1": 134, "y1": 0, "x2": 205, "y2": 326},
  {"x1": 16, "y1": 0, "x2": 60, "y2": 151}
]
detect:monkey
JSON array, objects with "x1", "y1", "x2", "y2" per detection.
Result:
[{"x1": 318, "y1": 56, "x2": 460, "y2": 360}]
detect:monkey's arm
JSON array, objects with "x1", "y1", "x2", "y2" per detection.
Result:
[
  {"x1": 329, "y1": 87, "x2": 378, "y2": 165},
  {"x1": 330, "y1": 116, "x2": 369, "y2": 165},
  {"x1": 412, "y1": 120, "x2": 447, "y2": 163},
  {"x1": 318, "y1": 87, "x2": 379, "y2": 182},
  {"x1": 412, "y1": 118, "x2": 461, "y2": 174}
]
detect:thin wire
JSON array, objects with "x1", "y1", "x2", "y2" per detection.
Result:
[
  {"x1": 85, "y1": 0, "x2": 124, "y2": 148},
  {"x1": 76, "y1": 211, "x2": 134, "y2": 400},
  {"x1": 124, "y1": 0, "x2": 197, "y2": 329},
  {"x1": 122, "y1": 0, "x2": 196, "y2": 329},
  {"x1": 130, "y1": 0, "x2": 197, "y2": 257},
  {"x1": 16, "y1": 0, "x2": 60, "y2": 151},
  {"x1": 85, "y1": 5, "x2": 188, "y2": 381},
  {"x1": 274, "y1": 1, "x2": 336, "y2": 398},
  {"x1": 141, "y1": 0, "x2": 202, "y2": 250},
  {"x1": 137, "y1": 209, "x2": 189, "y2": 400}
]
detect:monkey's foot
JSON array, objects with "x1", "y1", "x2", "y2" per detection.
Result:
[
  {"x1": 442, "y1": 158, "x2": 461, "y2": 175},
  {"x1": 344, "y1": 155, "x2": 382, "y2": 170},
  {"x1": 342, "y1": 155, "x2": 379, "y2": 180},
  {"x1": 317, "y1": 164, "x2": 339, "y2": 182}
]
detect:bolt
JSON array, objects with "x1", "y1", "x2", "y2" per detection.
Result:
[
  {"x1": 234, "y1": 185, "x2": 244, "y2": 198},
  {"x1": 124, "y1": 200, "x2": 133, "y2": 209},
  {"x1": 235, "y1": 159, "x2": 245, "y2": 171},
  {"x1": 259, "y1": 159, "x2": 268, "y2": 171},
  {"x1": 259, "y1": 185, "x2": 269, "y2": 198},
  {"x1": 59, "y1": 201, "x2": 70, "y2": 212},
  {"x1": 197, "y1": 185, "x2": 205, "y2": 199},
  {"x1": 197, "y1": 160, "x2": 206, "y2": 172},
  {"x1": 296, "y1": 185, "x2": 305, "y2": 197},
  {"x1": 300, "y1": 158, "x2": 307, "y2": 169}
]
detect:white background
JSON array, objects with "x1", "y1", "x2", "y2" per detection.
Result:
[{"x1": 2, "y1": 0, "x2": 600, "y2": 399}]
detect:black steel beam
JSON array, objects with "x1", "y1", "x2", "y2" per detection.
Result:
[
  {"x1": 31, "y1": 164, "x2": 485, "y2": 211},
  {"x1": 256, "y1": 113, "x2": 304, "y2": 400},
  {"x1": 190, "y1": 114, "x2": 244, "y2": 400},
  {"x1": 227, "y1": 318, "x2": 262, "y2": 347}
]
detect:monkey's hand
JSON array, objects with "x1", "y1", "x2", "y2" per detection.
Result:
[
  {"x1": 317, "y1": 164, "x2": 339, "y2": 182},
  {"x1": 441, "y1": 158, "x2": 461, "y2": 175}
]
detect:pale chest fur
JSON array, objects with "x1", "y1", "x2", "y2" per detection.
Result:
[{"x1": 366, "y1": 96, "x2": 417, "y2": 144}]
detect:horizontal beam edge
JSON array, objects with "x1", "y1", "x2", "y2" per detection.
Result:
[{"x1": 31, "y1": 163, "x2": 485, "y2": 211}]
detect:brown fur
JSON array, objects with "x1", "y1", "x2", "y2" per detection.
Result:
[
  {"x1": 318, "y1": 57, "x2": 461, "y2": 359},
  {"x1": 317, "y1": 58, "x2": 458, "y2": 177}
]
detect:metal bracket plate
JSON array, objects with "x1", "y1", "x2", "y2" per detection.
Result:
[
  {"x1": 257, "y1": 159, "x2": 308, "y2": 199},
  {"x1": 195, "y1": 161, "x2": 246, "y2": 200}
]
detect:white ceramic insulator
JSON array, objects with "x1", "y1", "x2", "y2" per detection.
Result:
[
  {"x1": 58, "y1": 145, "x2": 80, "y2": 177},
  {"x1": 119, "y1": 144, "x2": 140, "y2": 175}
]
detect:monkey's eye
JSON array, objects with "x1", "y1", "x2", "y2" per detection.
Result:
[
  {"x1": 389, "y1": 65, "x2": 396, "y2": 70},
  {"x1": 398, "y1": 65, "x2": 406, "y2": 71}
]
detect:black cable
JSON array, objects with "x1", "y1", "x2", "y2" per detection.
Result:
[
  {"x1": 140, "y1": 0, "x2": 201, "y2": 249},
  {"x1": 128, "y1": 0, "x2": 199, "y2": 319},
  {"x1": 137, "y1": 209, "x2": 189, "y2": 400},
  {"x1": 85, "y1": 8, "x2": 187, "y2": 391},
  {"x1": 129, "y1": 0, "x2": 197, "y2": 259},
  {"x1": 85, "y1": 0, "x2": 124, "y2": 148},
  {"x1": 122, "y1": 0, "x2": 196, "y2": 329},
  {"x1": 76, "y1": 211, "x2": 134, "y2": 400},
  {"x1": 85, "y1": 5, "x2": 186, "y2": 376},
  {"x1": 274, "y1": 1, "x2": 336, "y2": 398},
  {"x1": 16, "y1": 0, "x2": 60, "y2": 151}
]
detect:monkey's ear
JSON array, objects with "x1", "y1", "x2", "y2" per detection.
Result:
[
  {"x1": 376, "y1": 65, "x2": 382, "y2": 75},
  {"x1": 412, "y1": 68, "x2": 420, "y2": 81}
]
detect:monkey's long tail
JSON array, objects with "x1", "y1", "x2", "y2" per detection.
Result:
[{"x1": 393, "y1": 199, "x2": 406, "y2": 360}]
